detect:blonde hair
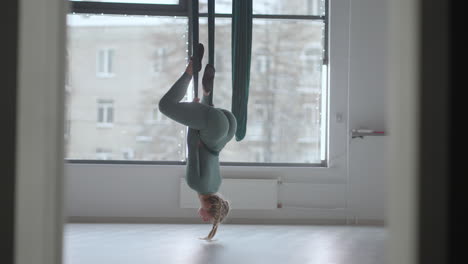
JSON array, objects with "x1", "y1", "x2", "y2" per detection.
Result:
[{"x1": 202, "y1": 194, "x2": 230, "y2": 240}]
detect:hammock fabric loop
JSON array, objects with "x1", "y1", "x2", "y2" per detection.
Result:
[
  {"x1": 193, "y1": 0, "x2": 252, "y2": 141},
  {"x1": 206, "y1": 0, "x2": 215, "y2": 106},
  {"x1": 192, "y1": 0, "x2": 199, "y2": 98},
  {"x1": 231, "y1": 0, "x2": 253, "y2": 141}
]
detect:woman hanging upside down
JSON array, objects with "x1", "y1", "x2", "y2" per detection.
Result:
[{"x1": 158, "y1": 43, "x2": 237, "y2": 240}]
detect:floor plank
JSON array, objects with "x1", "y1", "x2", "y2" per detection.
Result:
[{"x1": 64, "y1": 223, "x2": 386, "y2": 264}]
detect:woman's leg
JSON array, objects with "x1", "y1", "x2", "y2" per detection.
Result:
[{"x1": 158, "y1": 60, "x2": 210, "y2": 130}]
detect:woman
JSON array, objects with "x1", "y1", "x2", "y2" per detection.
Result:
[{"x1": 158, "y1": 43, "x2": 236, "y2": 240}]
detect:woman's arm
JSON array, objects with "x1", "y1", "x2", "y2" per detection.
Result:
[{"x1": 186, "y1": 127, "x2": 202, "y2": 189}]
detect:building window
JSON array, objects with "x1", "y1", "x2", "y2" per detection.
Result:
[
  {"x1": 97, "y1": 48, "x2": 115, "y2": 77},
  {"x1": 65, "y1": 49, "x2": 71, "y2": 86},
  {"x1": 97, "y1": 99, "x2": 114, "y2": 126},
  {"x1": 298, "y1": 103, "x2": 320, "y2": 143},
  {"x1": 96, "y1": 148, "x2": 112, "y2": 160},
  {"x1": 215, "y1": 51, "x2": 224, "y2": 72},
  {"x1": 255, "y1": 52, "x2": 270, "y2": 74},
  {"x1": 250, "y1": 147, "x2": 263, "y2": 162},
  {"x1": 122, "y1": 148, "x2": 135, "y2": 160},
  {"x1": 144, "y1": 104, "x2": 169, "y2": 125},
  {"x1": 302, "y1": 44, "x2": 323, "y2": 74},
  {"x1": 302, "y1": 103, "x2": 315, "y2": 124},
  {"x1": 153, "y1": 107, "x2": 169, "y2": 123},
  {"x1": 153, "y1": 48, "x2": 167, "y2": 73}
]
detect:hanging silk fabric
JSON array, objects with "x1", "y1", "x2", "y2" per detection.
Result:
[
  {"x1": 191, "y1": 0, "x2": 200, "y2": 98},
  {"x1": 193, "y1": 0, "x2": 251, "y2": 140},
  {"x1": 231, "y1": 0, "x2": 253, "y2": 141},
  {"x1": 191, "y1": 0, "x2": 215, "y2": 105},
  {"x1": 206, "y1": 0, "x2": 215, "y2": 106}
]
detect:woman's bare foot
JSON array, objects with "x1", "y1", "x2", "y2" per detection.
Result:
[
  {"x1": 185, "y1": 58, "x2": 194, "y2": 76},
  {"x1": 202, "y1": 64, "x2": 215, "y2": 96},
  {"x1": 193, "y1": 43, "x2": 204, "y2": 73},
  {"x1": 186, "y1": 43, "x2": 205, "y2": 76}
]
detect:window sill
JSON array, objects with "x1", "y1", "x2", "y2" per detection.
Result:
[
  {"x1": 144, "y1": 120, "x2": 170, "y2": 125},
  {"x1": 65, "y1": 159, "x2": 327, "y2": 168},
  {"x1": 96, "y1": 73, "x2": 116, "y2": 78},
  {"x1": 135, "y1": 136, "x2": 153, "y2": 142},
  {"x1": 96, "y1": 123, "x2": 114, "y2": 128}
]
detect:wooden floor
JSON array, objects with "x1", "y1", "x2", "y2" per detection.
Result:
[{"x1": 64, "y1": 223, "x2": 386, "y2": 264}]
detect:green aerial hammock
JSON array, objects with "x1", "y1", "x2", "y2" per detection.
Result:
[
  {"x1": 231, "y1": 0, "x2": 252, "y2": 141},
  {"x1": 191, "y1": 0, "x2": 252, "y2": 141},
  {"x1": 191, "y1": 0, "x2": 215, "y2": 106}
]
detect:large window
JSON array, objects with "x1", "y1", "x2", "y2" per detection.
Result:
[{"x1": 66, "y1": 0, "x2": 328, "y2": 165}]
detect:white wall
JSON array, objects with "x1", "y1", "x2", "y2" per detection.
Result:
[
  {"x1": 66, "y1": 0, "x2": 389, "y2": 224},
  {"x1": 386, "y1": 0, "x2": 420, "y2": 262},
  {"x1": 66, "y1": 164, "x2": 350, "y2": 223},
  {"x1": 349, "y1": 137, "x2": 386, "y2": 222},
  {"x1": 15, "y1": 0, "x2": 66, "y2": 263},
  {"x1": 349, "y1": 0, "x2": 388, "y2": 132},
  {"x1": 347, "y1": 0, "x2": 388, "y2": 223}
]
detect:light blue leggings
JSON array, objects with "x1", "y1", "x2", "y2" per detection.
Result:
[{"x1": 159, "y1": 72, "x2": 237, "y2": 194}]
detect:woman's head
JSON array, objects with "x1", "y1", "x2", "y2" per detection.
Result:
[{"x1": 198, "y1": 193, "x2": 230, "y2": 240}]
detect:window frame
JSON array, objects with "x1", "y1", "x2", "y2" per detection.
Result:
[
  {"x1": 67, "y1": 0, "x2": 333, "y2": 167},
  {"x1": 70, "y1": 0, "x2": 188, "y2": 16}
]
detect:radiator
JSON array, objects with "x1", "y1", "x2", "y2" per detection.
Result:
[{"x1": 179, "y1": 178, "x2": 279, "y2": 209}]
